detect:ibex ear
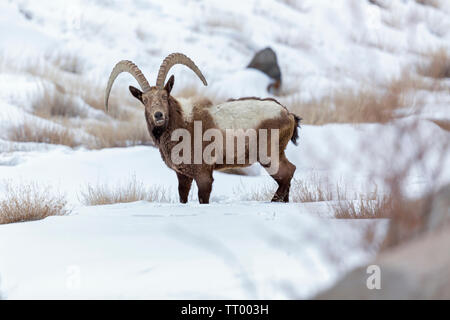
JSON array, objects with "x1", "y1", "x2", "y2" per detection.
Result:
[
  {"x1": 129, "y1": 86, "x2": 143, "y2": 102},
  {"x1": 164, "y1": 75, "x2": 175, "y2": 95}
]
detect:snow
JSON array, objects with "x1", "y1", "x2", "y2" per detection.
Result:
[
  {"x1": 0, "y1": 201, "x2": 387, "y2": 299},
  {"x1": 0, "y1": 0, "x2": 449, "y2": 299}
]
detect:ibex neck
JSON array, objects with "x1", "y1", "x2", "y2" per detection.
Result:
[{"x1": 167, "y1": 96, "x2": 187, "y2": 131}]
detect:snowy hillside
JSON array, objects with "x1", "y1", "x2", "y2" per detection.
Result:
[{"x1": 0, "y1": 0, "x2": 449, "y2": 299}]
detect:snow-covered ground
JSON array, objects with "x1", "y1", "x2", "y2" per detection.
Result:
[
  {"x1": 0, "y1": 201, "x2": 388, "y2": 299},
  {"x1": 0, "y1": 0, "x2": 449, "y2": 299}
]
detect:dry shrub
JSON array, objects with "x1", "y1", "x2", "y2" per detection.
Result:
[
  {"x1": 415, "y1": 0, "x2": 441, "y2": 8},
  {"x1": 382, "y1": 13, "x2": 402, "y2": 30},
  {"x1": 80, "y1": 176, "x2": 172, "y2": 205},
  {"x1": 355, "y1": 34, "x2": 399, "y2": 54},
  {"x1": 203, "y1": 12, "x2": 243, "y2": 32},
  {"x1": 85, "y1": 119, "x2": 152, "y2": 149},
  {"x1": 284, "y1": 96, "x2": 331, "y2": 125},
  {"x1": 381, "y1": 195, "x2": 432, "y2": 248},
  {"x1": 371, "y1": 118, "x2": 448, "y2": 249},
  {"x1": 0, "y1": 182, "x2": 70, "y2": 224},
  {"x1": 332, "y1": 195, "x2": 394, "y2": 219},
  {"x1": 8, "y1": 120, "x2": 79, "y2": 148},
  {"x1": 368, "y1": 0, "x2": 389, "y2": 9},
  {"x1": 283, "y1": 70, "x2": 436, "y2": 125},
  {"x1": 47, "y1": 52, "x2": 84, "y2": 74},
  {"x1": 234, "y1": 182, "x2": 276, "y2": 201},
  {"x1": 175, "y1": 85, "x2": 219, "y2": 105},
  {"x1": 236, "y1": 175, "x2": 345, "y2": 202},
  {"x1": 33, "y1": 85, "x2": 87, "y2": 119},
  {"x1": 285, "y1": 87, "x2": 402, "y2": 125},
  {"x1": 430, "y1": 119, "x2": 450, "y2": 131},
  {"x1": 23, "y1": 56, "x2": 135, "y2": 121},
  {"x1": 6, "y1": 54, "x2": 147, "y2": 149},
  {"x1": 279, "y1": 0, "x2": 309, "y2": 12},
  {"x1": 176, "y1": 85, "x2": 204, "y2": 99},
  {"x1": 275, "y1": 31, "x2": 311, "y2": 50},
  {"x1": 72, "y1": 82, "x2": 136, "y2": 121},
  {"x1": 379, "y1": 122, "x2": 448, "y2": 249},
  {"x1": 291, "y1": 177, "x2": 335, "y2": 202},
  {"x1": 418, "y1": 48, "x2": 450, "y2": 79}
]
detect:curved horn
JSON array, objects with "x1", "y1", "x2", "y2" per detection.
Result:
[
  {"x1": 104, "y1": 60, "x2": 151, "y2": 111},
  {"x1": 156, "y1": 53, "x2": 208, "y2": 88}
]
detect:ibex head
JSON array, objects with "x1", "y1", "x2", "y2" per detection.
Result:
[{"x1": 105, "y1": 53, "x2": 207, "y2": 130}]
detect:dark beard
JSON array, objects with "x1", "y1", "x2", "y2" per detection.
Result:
[{"x1": 152, "y1": 125, "x2": 166, "y2": 142}]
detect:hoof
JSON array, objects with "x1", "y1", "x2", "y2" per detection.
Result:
[{"x1": 271, "y1": 195, "x2": 284, "y2": 202}]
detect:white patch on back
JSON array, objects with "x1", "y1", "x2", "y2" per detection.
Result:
[
  {"x1": 176, "y1": 97, "x2": 195, "y2": 123},
  {"x1": 208, "y1": 99, "x2": 283, "y2": 129}
]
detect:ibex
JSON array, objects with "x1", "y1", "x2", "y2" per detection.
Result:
[{"x1": 105, "y1": 53, "x2": 301, "y2": 204}]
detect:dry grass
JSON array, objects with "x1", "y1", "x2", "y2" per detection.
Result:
[
  {"x1": 380, "y1": 195, "x2": 432, "y2": 248},
  {"x1": 332, "y1": 195, "x2": 394, "y2": 219},
  {"x1": 46, "y1": 52, "x2": 84, "y2": 74},
  {"x1": 285, "y1": 86, "x2": 403, "y2": 125},
  {"x1": 368, "y1": 118, "x2": 448, "y2": 249},
  {"x1": 85, "y1": 119, "x2": 152, "y2": 149},
  {"x1": 8, "y1": 120, "x2": 80, "y2": 148},
  {"x1": 203, "y1": 12, "x2": 243, "y2": 32},
  {"x1": 283, "y1": 70, "x2": 438, "y2": 125},
  {"x1": 72, "y1": 82, "x2": 136, "y2": 121},
  {"x1": 430, "y1": 119, "x2": 450, "y2": 131},
  {"x1": 234, "y1": 182, "x2": 276, "y2": 201},
  {"x1": 79, "y1": 176, "x2": 173, "y2": 206},
  {"x1": 368, "y1": 0, "x2": 389, "y2": 9},
  {"x1": 175, "y1": 85, "x2": 205, "y2": 99},
  {"x1": 415, "y1": 0, "x2": 441, "y2": 8},
  {"x1": 275, "y1": 31, "x2": 311, "y2": 50},
  {"x1": 33, "y1": 85, "x2": 87, "y2": 119},
  {"x1": 291, "y1": 177, "x2": 334, "y2": 202},
  {"x1": 175, "y1": 85, "x2": 219, "y2": 105},
  {"x1": 236, "y1": 175, "x2": 344, "y2": 203},
  {"x1": 235, "y1": 175, "x2": 395, "y2": 222},
  {"x1": 2, "y1": 54, "x2": 150, "y2": 150},
  {"x1": 418, "y1": 48, "x2": 450, "y2": 79},
  {"x1": 0, "y1": 182, "x2": 70, "y2": 224},
  {"x1": 382, "y1": 13, "x2": 403, "y2": 30},
  {"x1": 19, "y1": 55, "x2": 136, "y2": 121},
  {"x1": 278, "y1": 0, "x2": 309, "y2": 12},
  {"x1": 13, "y1": 116, "x2": 153, "y2": 150}
]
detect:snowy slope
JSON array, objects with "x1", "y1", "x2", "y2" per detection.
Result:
[{"x1": 1, "y1": 0, "x2": 449, "y2": 101}]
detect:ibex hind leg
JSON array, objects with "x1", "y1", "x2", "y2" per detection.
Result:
[
  {"x1": 195, "y1": 171, "x2": 214, "y2": 204},
  {"x1": 261, "y1": 153, "x2": 296, "y2": 203},
  {"x1": 176, "y1": 171, "x2": 193, "y2": 204}
]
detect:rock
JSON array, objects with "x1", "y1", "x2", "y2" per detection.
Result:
[
  {"x1": 247, "y1": 47, "x2": 282, "y2": 93},
  {"x1": 426, "y1": 184, "x2": 450, "y2": 232},
  {"x1": 316, "y1": 225, "x2": 450, "y2": 299},
  {"x1": 316, "y1": 184, "x2": 450, "y2": 299}
]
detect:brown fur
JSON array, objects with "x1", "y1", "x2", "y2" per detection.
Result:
[
  {"x1": 130, "y1": 83, "x2": 300, "y2": 204},
  {"x1": 226, "y1": 96, "x2": 284, "y2": 106}
]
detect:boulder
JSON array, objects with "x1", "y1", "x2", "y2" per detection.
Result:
[
  {"x1": 247, "y1": 47, "x2": 282, "y2": 93},
  {"x1": 316, "y1": 184, "x2": 450, "y2": 299},
  {"x1": 316, "y1": 225, "x2": 450, "y2": 299}
]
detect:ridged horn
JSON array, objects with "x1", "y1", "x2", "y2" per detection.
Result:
[
  {"x1": 104, "y1": 60, "x2": 151, "y2": 111},
  {"x1": 156, "y1": 53, "x2": 207, "y2": 88}
]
